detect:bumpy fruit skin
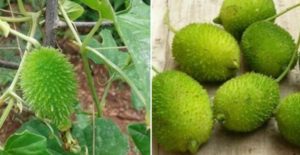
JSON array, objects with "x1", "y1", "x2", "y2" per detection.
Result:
[
  {"x1": 20, "y1": 47, "x2": 77, "y2": 131},
  {"x1": 214, "y1": 73, "x2": 279, "y2": 132},
  {"x1": 152, "y1": 70, "x2": 213, "y2": 153},
  {"x1": 241, "y1": 21, "x2": 296, "y2": 78},
  {"x1": 216, "y1": 0, "x2": 276, "y2": 39},
  {"x1": 276, "y1": 93, "x2": 300, "y2": 146},
  {"x1": 172, "y1": 23, "x2": 240, "y2": 82}
]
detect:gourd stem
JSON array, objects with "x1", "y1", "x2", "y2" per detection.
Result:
[
  {"x1": 58, "y1": 2, "x2": 102, "y2": 117},
  {"x1": 163, "y1": 8, "x2": 177, "y2": 33},
  {"x1": 9, "y1": 13, "x2": 40, "y2": 91},
  {"x1": 85, "y1": 45, "x2": 147, "y2": 108},
  {"x1": 0, "y1": 12, "x2": 39, "y2": 109},
  {"x1": 0, "y1": 16, "x2": 31, "y2": 22},
  {"x1": 0, "y1": 99, "x2": 14, "y2": 129},
  {"x1": 152, "y1": 66, "x2": 160, "y2": 74},
  {"x1": 276, "y1": 31, "x2": 300, "y2": 82},
  {"x1": 266, "y1": 3, "x2": 300, "y2": 21}
]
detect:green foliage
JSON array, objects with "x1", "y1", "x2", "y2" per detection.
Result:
[
  {"x1": 1, "y1": 130, "x2": 51, "y2": 155},
  {"x1": 86, "y1": 28, "x2": 130, "y2": 76},
  {"x1": 0, "y1": 0, "x2": 150, "y2": 154},
  {"x1": 109, "y1": 0, "x2": 131, "y2": 13},
  {"x1": 61, "y1": 0, "x2": 84, "y2": 20},
  {"x1": 128, "y1": 123, "x2": 150, "y2": 155},
  {"x1": 117, "y1": 0, "x2": 150, "y2": 110},
  {"x1": 26, "y1": 0, "x2": 46, "y2": 11},
  {"x1": 80, "y1": 0, "x2": 115, "y2": 21},
  {"x1": 17, "y1": 119, "x2": 71, "y2": 155},
  {"x1": 0, "y1": 1, "x2": 7, "y2": 9},
  {"x1": 0, "y1": 49, "x2": 19, "y2": 85},
  {"x1": 72, "y1": 114, "x2": 129, "y2": 155}
]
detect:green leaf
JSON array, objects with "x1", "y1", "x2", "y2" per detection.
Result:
[
  {"x1": 3, "y1": 130, "x2": 51, "y2": 155},
  {"x1": 109, "y1": 0, "x2": 131, "y2": 13},
  {"x1": 61, "y1": 0, "x2": 84, "y2": 20},
  {"x1": 80, "y1": 0, "x2": 115, "y2": 20},
  {"x1": 0, "y1": 20, "x2": 10, "y2": 37},
  {"x1": 72, "y1": 116, "x2": 129, "y2": 155},
  {"x1": 28, "y1": 0, "x2": 46, "y2": 11},
  {"x1": 17, "y1": 119, "x2": 68, "y2": 155},
  {"x1": 116, "y1": 0, "x2": 150, "y2": 112},
  {"x1": 128, "y1": 123, "x2": 150, "y2": 155},
  {"x1": 87, "y1": 28, "x2": 130, "y2": 75}
]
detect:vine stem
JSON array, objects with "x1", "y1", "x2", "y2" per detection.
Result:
[
  {"x1": 0, "y1": 99, "x2": 14, "y2": 129},
  {"x1": 8, "y1": 13, "x2": 40, "y2": 91},
  {"x1": 163, "y1": 8, "x2": 177, "y2": 33},
  {"x1": 152, "y1": 66, "x2": 160, "y2": 74},
  {"x1": 0, "y1": 12, "x2": 39, "y2": 109},
  {"x1": 17, "y1": 0, "x2": 29, "y2": 16},
  {"x1": 9, "y1": 28, "x2": 40, "y2": 47},
  {"x1": 58, "y1": 2, "x2": 102, "y2": 117},
  {"x1": 85, "y1": 46, "x2": 147, "y2": 107},
  {"x1": 80, "y1": 18, "x2": 103, "y2": 117},
  {"x1": 276, "y1": 31, "x2": 300, "y2": 82},
  {"x1": 0, "y1": 16, "x2": 31, "y2": 22},
  {"x1": 266, "y1": 2, "x2": 300, "y2": 21}
]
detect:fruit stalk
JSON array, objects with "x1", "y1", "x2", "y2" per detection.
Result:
[
  {"x1": 163, "y1": 8, "x2": 177, "y2": 33},
  {"x1": 276, "y1": 31, "x2": 300, "y2": 82},
  {"x1": 152, "y1": 66, "x2": 160, "y2": 74},
  {"x1": 266, "y1": 3, "x2": 300, "y2": 21}
]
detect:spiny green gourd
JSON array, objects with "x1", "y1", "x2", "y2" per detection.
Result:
[
  {"x1": 241, "y1": 21, "x2": 296, "y2": 78},
  {"x1": 20, "y1": 47, "x2": 77, "y2": 131},
  {"x1": 172, "y1": 23, "x2": 240, "y2": 82},
  {"x1": 214, "y1": 0, "x2": 276, "y2": 39},
  {"x1": 152, "y1": 70, "x2": 213, "y2": 153},
  {"x1": 214, "y1": 73, "x2": 279, "y2": 132},
  {"x1": 276, "y1": 93, "x2": 300, "y2": 146}
]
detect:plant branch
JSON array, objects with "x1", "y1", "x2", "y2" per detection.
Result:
[
  {"x1": 266, "y1": 3, "x2": 300, "y2": 21},
  {"x1": 99, "y1": 74, "x2": 114, "y2": 107},
  {"x1": 9, "y1": 28, "x2": 40, "y2": 47},
  {"x1": 84, "y1": 45, "x2": 147, "y2": 107},
  {"x1": 0, "y1": 16, "x2": 31, "y2": 22},
  {"x1": 0, "y1": 99, "x2": 14, "y2": 129},
  {"x1": 0, "y1": 91, "x2": 9, "y2": 108},
  {"x1": 59, "y1": 2, "x2": 103, "y2": 117},
  {"x1": 0, "y1": 9, "x2": 22, "y2": 15},
  {"x1": 276, "y1": 32, "x2": 300, "y2": 82},
  {"x1": 8, "y1": 1, "x2": 23, "y2": 57},
  {"x1": 152, "y1": 66, "x2": 160, "y2": 74},
  {"x1": 8, "y1": 13, "x2": 40, "y2": 91},
  {"x1": 58, "y1": 3, "x2": 81, "y2": 43},
  {"x1": 44, "y1": 0, "x2": 58, "y2": 46},
  {"x1": 80, "y1": 18, "x2": 103, "y2": 117},
  {"x1": 57, "y1": 21, "x2": 113, "y2": 29},
  {"x1": 17, "y1": 0, "x2": 29, "y2": 15},
  {"x1": 0, "y1": 59, "x2": 19, "y2": 69}
]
